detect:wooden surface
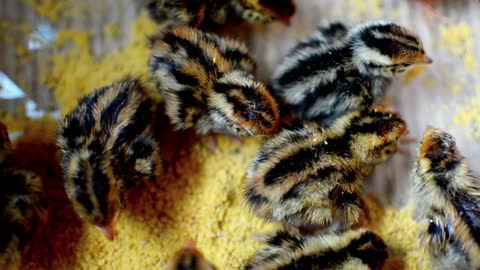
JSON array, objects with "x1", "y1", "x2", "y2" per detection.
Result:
[{"x1": 1, "y1": 0, "x2": 480, "y2": 206}]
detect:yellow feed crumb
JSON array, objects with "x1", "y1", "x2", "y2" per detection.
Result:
[
  {"x1": 439, "y1": 23, "x2": 477, "y2": 76},
  {"x1": 349, "y1": 0, "x2": 383, "y2": 18},
  {"x1": 24, "y1": 0, "x2": 70, "y2": 23},
  {"x1": 439, "y1": 23, "x2": 480, "y2": 139},
  {"x1": 103, "y1": 24, "x2": 120, "y2": 40},
  {"x1": 373, "y1": 205, "x2": 431, "y2": 270},
  {"x1": 453, "y1": 84, "x2": 462, "y2": 94},
  {"x1": 455, "y1": 98, "x2": 480, "y2": 138},
  {"x1": 43, "y1": 15, "x2": 157, "y2": 115}
]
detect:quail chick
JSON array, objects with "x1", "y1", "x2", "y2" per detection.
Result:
[
  {"x1": 245, "y1": 228, "x2": 388, "y2": 270},
  {"x1": 56, "y1": 78, "x2": 163, "y2": 241},
  {"x1": 244, "y1": 107, "x2": 406, "y2": 233},
  {"x1": 146, "y1": 0, "x2": 295, "y2": 28},
  {"x1": 149, "y1": 26, "x2": 280, "y2": 137},
  {"x1": 270, "y1": 21, "x2": 432, "y2": 125},
  {"x1": 413, "y1": 127, "x2": 480, "y2": 270},
  {"x1": 1, "y1": 169, "x2": 46, "y2": 270},
  {"x1": 0, "y1": 121, "x2": 12, "y2": 165},
  {"x1": 167, "y1": 239, "x2": 217, "y2": 270}
]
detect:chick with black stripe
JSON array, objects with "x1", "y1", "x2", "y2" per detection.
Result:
[
  {"x1": 0, "y1": 169, "x2": 46, "y2": 270},
  {"x1": 149, "y1": 26, "x2": 280, "y2": 137},
  {"x1": 56, "y1": 78, "x2": 163, "y2": 241},
  {"x1": 167, "y1": 239, "x2": 217, "y2": 270},
  {"x1": 413, "y1": 127, "x2": 480, "y2": 270},
  {"x1": 244, "y1": 228, "x2": 388, "y2": 270},
  {"x1": 146, "y1": 0, "x2": 295, "y2": 28},
  {"x1": 271, "y1": 21, "x2": 432, "y2": 125},
  {"x1": 244, "y1": 107, "x2": 406, "y2": 233},
  {"x1": 0, "y1": 122, "x2": 47, "y2": 269}
]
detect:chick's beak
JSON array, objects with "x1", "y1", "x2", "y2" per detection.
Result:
[
  {"x1": 185, "y1": 238, "x2": 196, "y2": 248},
  {"x1": 420, "y1": 55, "x2": 433, "y2": 64},
  {"x1": 97, "y1": 223, "x2": 115, "y2": 241}
]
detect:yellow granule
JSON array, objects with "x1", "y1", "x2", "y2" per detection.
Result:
[
  {"x1": 43, "y1": 15, "x2": 158, "y2": 116},
  {"x1": 349, "y1": 0, "x2": 383, "y2": 18},
  {"x1": 438, "y1": 23, "x2": 480, "y2": 139},
  {"x1": 439, "y1": 24, "x2": 477, "y2": 75},
  {"x1": 373, "y1": 205, "x2": 431, "y2": 270},
  {"x1": 24, "y1": 0, "x2": 71, "y2": 24},
  {"x1": 455, "y1": 98, "x2": 480, "y2": 138},
  {"x1": 103, "y1": 24, "x2": 121, "y2": 40}
]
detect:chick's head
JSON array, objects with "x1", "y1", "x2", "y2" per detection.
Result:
[
  {"x1": 256, "y1": 0, "x2": 296, "y2": 25},
  {"x1": 417, "y1": 127, "x2": 462, "y2": 175},
  {"x1": 1, "y1": 169, "x2": 46, "y2": 231},
  {"x1": 350, "y1": 108, "x2": 406, "y2": 164},
  {"x1": 209, "y1": 70, "x2": 280, "y2": 136},
  {"x1": 168, "y1": 239, "x2": 216, "y2": 270},
  {"x1": 351, "y1": 21, "x2": 432, "y2": 74},
  {"x1": 63, "y1": 150, "x2": 121, "y2": 240}
]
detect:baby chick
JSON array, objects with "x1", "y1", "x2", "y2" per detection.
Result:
[
  {"x1": 56, "y1": 78, "x2": 163, "y2": 241},
  {"x1": 270, "y1": 21, "x2": 432, "y2": 125},
  {"x1": 245, "y1": 228, "x2": 388, "y2": 270},
  {"x1": 149, "y1": 26, "x2": 280, "y2": 137},
  {"x1": 167, "y1": 239, "x2": 217, "y2": 270},
  {"x1": 1, "y1": 168, "x2": 46, "y2": 270},
  {"x1": 413, "y1": 127, "x2": 480, "y2": 270},
  {"x1": 244, "y1": 107, "x2": 406, "y2": 233},
  {"x1": 146, "y1": 0, "x2": 295, "y2": 28},
  {"x1": 0, "y1": 121, "x2": 12, "y2": 165}
]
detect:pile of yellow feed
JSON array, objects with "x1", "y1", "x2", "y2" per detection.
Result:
[{"x1": 0, "y1": 12, "x2": 434, "y2": 270}]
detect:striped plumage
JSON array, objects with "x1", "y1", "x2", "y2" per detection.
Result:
[
  {"x1": 149, "y1": 26, "x2": 280, "y2": 136},
  {"x1": 146, "y1": 0, "x2": 295, "y2": 28},
  {"x1": 56, "y1": 78, "x2": 163, "y2": 241},
  {"x1": 270, "y1": 21, "x2": 431, "y2": 125},
  {"x1": 244, "y1": 228, "x2": 388, "y2": 270},
  {"x1": 1, "y1": 169, "x2": 46, "y2": 270},
  {"x1": 167, "y1": 240, "x2": 217, "y2": 270},
  {"x1": 244, "y1": 108, "x2": 406, "y2": 232},
  {"x1": 413, "y1": 127, "x2": 480, "y2": 270}
]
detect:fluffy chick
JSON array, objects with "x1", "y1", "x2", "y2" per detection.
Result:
[
  {"x1": 146, "y1": 0, "x2": 295, "y2": 28},
  {"x1": 413, "y1": 127, "x2": 480, "y2": 270},
  {"x1": 167, "y1": 239, "x2": 217, "y2": 270},
  {"x1": 149, "y1": 26, "x2": 280, "y2": 136},
  {"x1": 244, "y1": 108, "x2": 406, "y2": 233},
  {"x1": 245, "y1": 228, "x2": 388, "y2": 270},
  {"x1": 56, "y1": 78, "x2": 163, "y2": 241},
  {"x1": 270, "y1": 21, "x2": 432, "y2": 125},
  {"x1": 1, "y1": 169, "x2": 46, "y2": 270}
]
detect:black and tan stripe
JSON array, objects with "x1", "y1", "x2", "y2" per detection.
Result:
[
  {"x1": 245, "y1": 229, "x2": 388, "y2": 270},
  {"x1": 58, "y1": 78, "x2": 161, "y2": 227}
]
